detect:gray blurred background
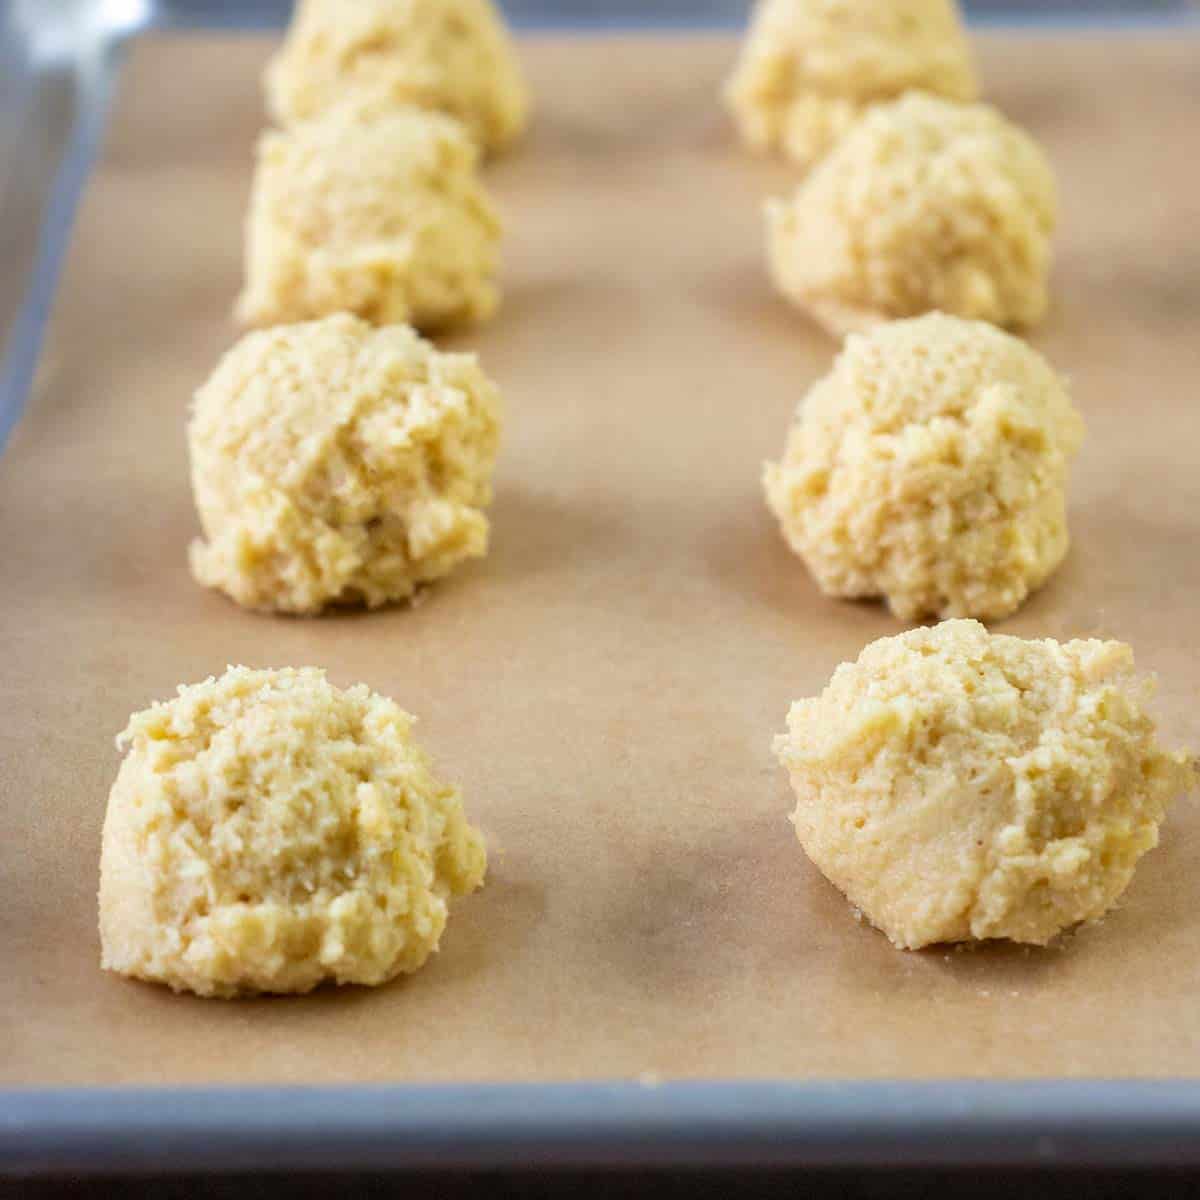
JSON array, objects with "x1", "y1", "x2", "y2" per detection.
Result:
[{"x1": 144, "y1": 0, "x2": 1200, "y2": 27}]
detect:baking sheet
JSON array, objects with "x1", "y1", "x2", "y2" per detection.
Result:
[{"x1": 2, "y1": 31, "x2": 1199, "y2": 1088}]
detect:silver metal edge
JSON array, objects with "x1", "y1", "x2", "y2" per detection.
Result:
[
  {"x1": 3, "y1": 1080, "x2": 1200, "y2": 1175},
  {"x1": 0, "y1": 31, "x2": 123, "y2": 454}
]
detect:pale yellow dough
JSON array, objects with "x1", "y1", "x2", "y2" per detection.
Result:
[
  {"x1": 764, "y1": 313, "x2": 1083, "y2": 621},
  {"x1": 767, "y1": 93, "x2": 1057, "y2": 335},
  {"x1": 726, "y1": 0, "x2": 977, "y2": 168},
  {"x1": 776, "y1": 621, "x2": 1195, "y2": 950},
  {"x1": 236, "y1": 103, "x2": 500, "y2": 331},
  {"x1": 189, "y1": 314, "x2": 502, "y2": 615},
  {"x1": 99, "y1": 666, "x2": 487, "y2": 996},
  {"x1": 265, "y1": 0, "x2": 530, "y2": 154}
]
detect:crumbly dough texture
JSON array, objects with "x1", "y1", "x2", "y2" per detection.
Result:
[
  {"x1": 726, "y1": 0, "x2": 977, "y2": 168},
  {"x1": 776, "y1": 621, "x2": 1195, "y2": 950},
  {"x1": 767, "y1": 93, "x2": 1057, "y2": 335},
  {"x1": 265, "y1": 0, "x2": 530, "y2": 154},
  {"x1": 764, "y1": 313, "x2": 1083, "y2": 621},
  {"x1": 236, "y1": 103, "x2": 501, "y2": 331},
  {"x1": 189, "y1": 314, "x2": 502, "y2": 615},
  {"x1": 99, "y1": 667, "x2": 487, "y2": 996}
]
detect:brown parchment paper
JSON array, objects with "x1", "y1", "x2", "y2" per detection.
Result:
[{"x1": 2, "y1": 32, "x2": 1200, "y2": 1087}]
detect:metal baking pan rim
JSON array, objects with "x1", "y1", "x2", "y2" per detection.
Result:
[{"x1": 5, "y1": 1079, "x2": 1200, "y2": 1175}]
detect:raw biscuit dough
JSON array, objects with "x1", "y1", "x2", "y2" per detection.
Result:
[
  {"x1": 265, "y1": 0, "x2": 530, "y2": 154},
  {"x1": 776, "y1": 620, "x2": 1195, "y2": 949},
  {"x1": 236, "y1": 103, "x2": 501, "y2": 331},
  {"x1": 99, "y1": 666, "x2": 487, "y2": 996},
  {"x1": 726, "y1": 0, "x2": 977, "y2": 168},
  {"x1": 764, "y1": 313, "x2": 1083, "y2": 621},
  {"x1": 189, "y1": 314, "x2": 502, "y2": 615},
  {"x1": 767, "y1": 93, "x2": 1057, "y2": 335}
]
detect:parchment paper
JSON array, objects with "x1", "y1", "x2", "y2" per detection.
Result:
[{"x1": 3, "y1": 32, "x2": 1199, "y2": 1086}]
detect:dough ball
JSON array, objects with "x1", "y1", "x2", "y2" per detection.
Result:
[
  {"x1": 189, "y1": 314, "x2": 502, "y2": 615},
  {"x1": 265, "y1": 0, "x2": 530, "y2": 154},
  {"x1": 767, "y1": 93, "x2": 1057, "y2": 335},
  {"x1": 776, "y1": 620, "x2": 1195, "y2": 949},
  {"x1": 764, "y1": 313, "x2": 1083, "y2": 621},
  {"x1": 236, "y1": 103, "x2": 500, "y2": 331},
  {"x1": 726, "y1": 0, "x2": 976, "y2": 168},
  {"x1": 99, "y1": 666, "x2": 487, "y2": 996}
]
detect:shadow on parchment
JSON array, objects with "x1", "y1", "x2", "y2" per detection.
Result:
[
  {"x1": 700, "y1": 497, "x2": 889, "y2": 636},
  {"x1": 591, "y1": 810, "x2": 810, "y2": 999},
  {"x1": 494, "y1": 273, "x2": 643, "y2": 335},
  {"x1": 1053, "y1": 247, "x2": 1200, "y2": 337},
  {"x1": 439, "y1": 274, "x2": 644, "y2": 357},
  {"x1": 978, "y1": 71, "x2": 1089, "y2": 139},
  {"x1": 484, "y1": 483, "x2": 630, "y2": 584},
  {"x1": 428, "y1": 869, "x2": 548, "y2": 989},
  {"x1": 694, "y1": 257, "x2": 833, "y2": 359},
  {"x1": 589, "y1": 802, "x2": 1072, "y2": 1005}
]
